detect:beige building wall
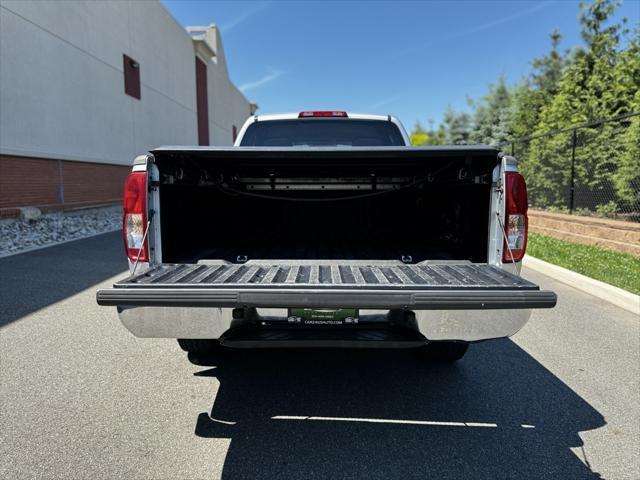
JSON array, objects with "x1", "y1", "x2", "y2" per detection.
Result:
[{"x1": 0, "y1": 0, "x2": 253, "y2": 214}]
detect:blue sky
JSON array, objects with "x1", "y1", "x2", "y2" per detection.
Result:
[{"x1": 162, "y1": 0, "x2": 639, "y2": 130}]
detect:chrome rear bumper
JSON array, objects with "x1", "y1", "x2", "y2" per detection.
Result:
[{"x1": 116, "y1": 306, "x2": 533, "y2": 343}]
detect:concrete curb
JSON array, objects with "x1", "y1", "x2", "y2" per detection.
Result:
[
  {"x1": 523, "y1": 256, "x2": 639, "y2": 315},
  {"x1": 0, "y1": 228, "x2": 121, "y2": 259}
]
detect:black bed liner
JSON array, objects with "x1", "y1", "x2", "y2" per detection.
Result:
[{"x1": 97, "y1": 261, "x2": 557, "y2": 310}]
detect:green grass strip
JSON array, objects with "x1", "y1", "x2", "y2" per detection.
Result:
[{"x1": 527, "y1": 232, "x2": 640, "y2": 295}]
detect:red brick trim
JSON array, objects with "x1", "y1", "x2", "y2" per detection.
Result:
[{"x1": 0, "y1": 154, "x2": 130, "y2": 216}]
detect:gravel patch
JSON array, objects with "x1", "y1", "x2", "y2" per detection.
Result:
[{"x1": 0, "y1": 206, "x2": 121, "y2": 257}]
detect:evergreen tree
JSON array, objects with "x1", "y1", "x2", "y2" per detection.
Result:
[
  {"x1": 531, "y1": 29, "x2": 566, "y2": 93},
  {"x1": 511, "y1": 30, "x2": 567, "y2": 142},
  {"x1": 469, "y1": 76, "x2": 512, "y2": 145},
  {"x1": 611, "y1": 32, "x2": 640, "y2": 212},
  {"x1": 442, "y1": 107, "x2": 472, "y2": 144},
  {"x1": 527, "y1": 0, "x2": 638, "y2": 212}
]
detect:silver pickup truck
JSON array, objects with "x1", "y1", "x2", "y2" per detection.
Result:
[{"x1": 97, "y1": 111, "x2": 556, "y2": 362}]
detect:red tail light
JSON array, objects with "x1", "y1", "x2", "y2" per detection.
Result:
[
  {"x1": 299, "y1": 111, "x2": 348, "y2": 118},
  {"x1": 122, "y1": 171, "x2": 148, "y2": 263},
  {"x1": 502, "y1": 172, "x2": 528, "y2": 263}
]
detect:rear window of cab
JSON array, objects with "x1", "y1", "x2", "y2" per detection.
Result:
[{"x1": 239, "y1": 119, "x2": 405, "y2": 147}]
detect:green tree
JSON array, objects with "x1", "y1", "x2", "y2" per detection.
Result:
[
  {"x1": 409, "y1": 120, "x2": 446, "y2": 145},
  {"x1": 511, "y1": 30, "x2": 567, "y2": 142},
  {"x1": 611, "y1": 33, "x2": 640, "y2": 211},
  {"x1": 511, "y1": 30, "x2": 569, "y2": 200},
  {"x1": 410, "y1": 121, "x2": 430, "y2": 146},
  {"x1": 531, "y1": 29, "x2": 566, "y2": 93},
  {"x1": 442, "y1": 107, "x2": 472, "y2": 144},
  {"x1": 469, "y1": 76, "x2": 512, "y2": 145},
  {"x1": 526, "y1": 0, "x2": 638, "y2": 212}
]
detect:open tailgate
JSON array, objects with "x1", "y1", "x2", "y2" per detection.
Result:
[{"x1": 97, "y1": 261, "x2": 556, "y2": 310}]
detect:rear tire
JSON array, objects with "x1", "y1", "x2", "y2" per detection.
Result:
[
  {"x1": 177, "y1": 339, "x2": 222, "y2": 353},
  {"x1": 422, "y1": 341, "x2": 469, "y2": 362}
]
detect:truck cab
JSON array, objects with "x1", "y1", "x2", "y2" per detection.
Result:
[{"x1": 234, "y1": 111, "x2": 411, "y2": 147}]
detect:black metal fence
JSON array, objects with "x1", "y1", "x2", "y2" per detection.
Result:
[{"x1": 501, "y1": 112, "x2": 640, "y2": 222}]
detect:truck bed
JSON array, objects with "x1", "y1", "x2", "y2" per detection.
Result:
[{"x1": 97, "y1": 261, "x2": 556, "y2": 310}]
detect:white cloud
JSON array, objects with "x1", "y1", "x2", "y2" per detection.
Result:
[
  {"x1": 391, "y1": 1, "x2": 555, "y2": 59},
  {"x1": 368, "y1": 94, "x2": 402, "y2": 111},
  {"x1": 221, "y1": 2, "x2": 271, "y2": 33},
  {"x1": 239, "y1": 68, "x2": 286, "y2": 92}
]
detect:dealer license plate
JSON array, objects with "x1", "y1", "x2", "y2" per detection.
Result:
[{"x1": 287, "y1": 308, "x2": 359, "y2": 325}]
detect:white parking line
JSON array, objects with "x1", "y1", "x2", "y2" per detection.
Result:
[{"x1": 272, "y1": 415, "x2": 526, "y2": 429}]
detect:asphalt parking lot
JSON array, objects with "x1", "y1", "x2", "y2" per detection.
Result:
[{"x1": 1, "y1": 231, "x2": 638, "y2": 479}]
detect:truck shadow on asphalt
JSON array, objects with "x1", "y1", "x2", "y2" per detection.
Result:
[
  {"x1": 191, "y1": 339, "x2": 605, "y2": 479},
  {"x1": 0, "y1": 231, "x2": 126, "y2": 327}
]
